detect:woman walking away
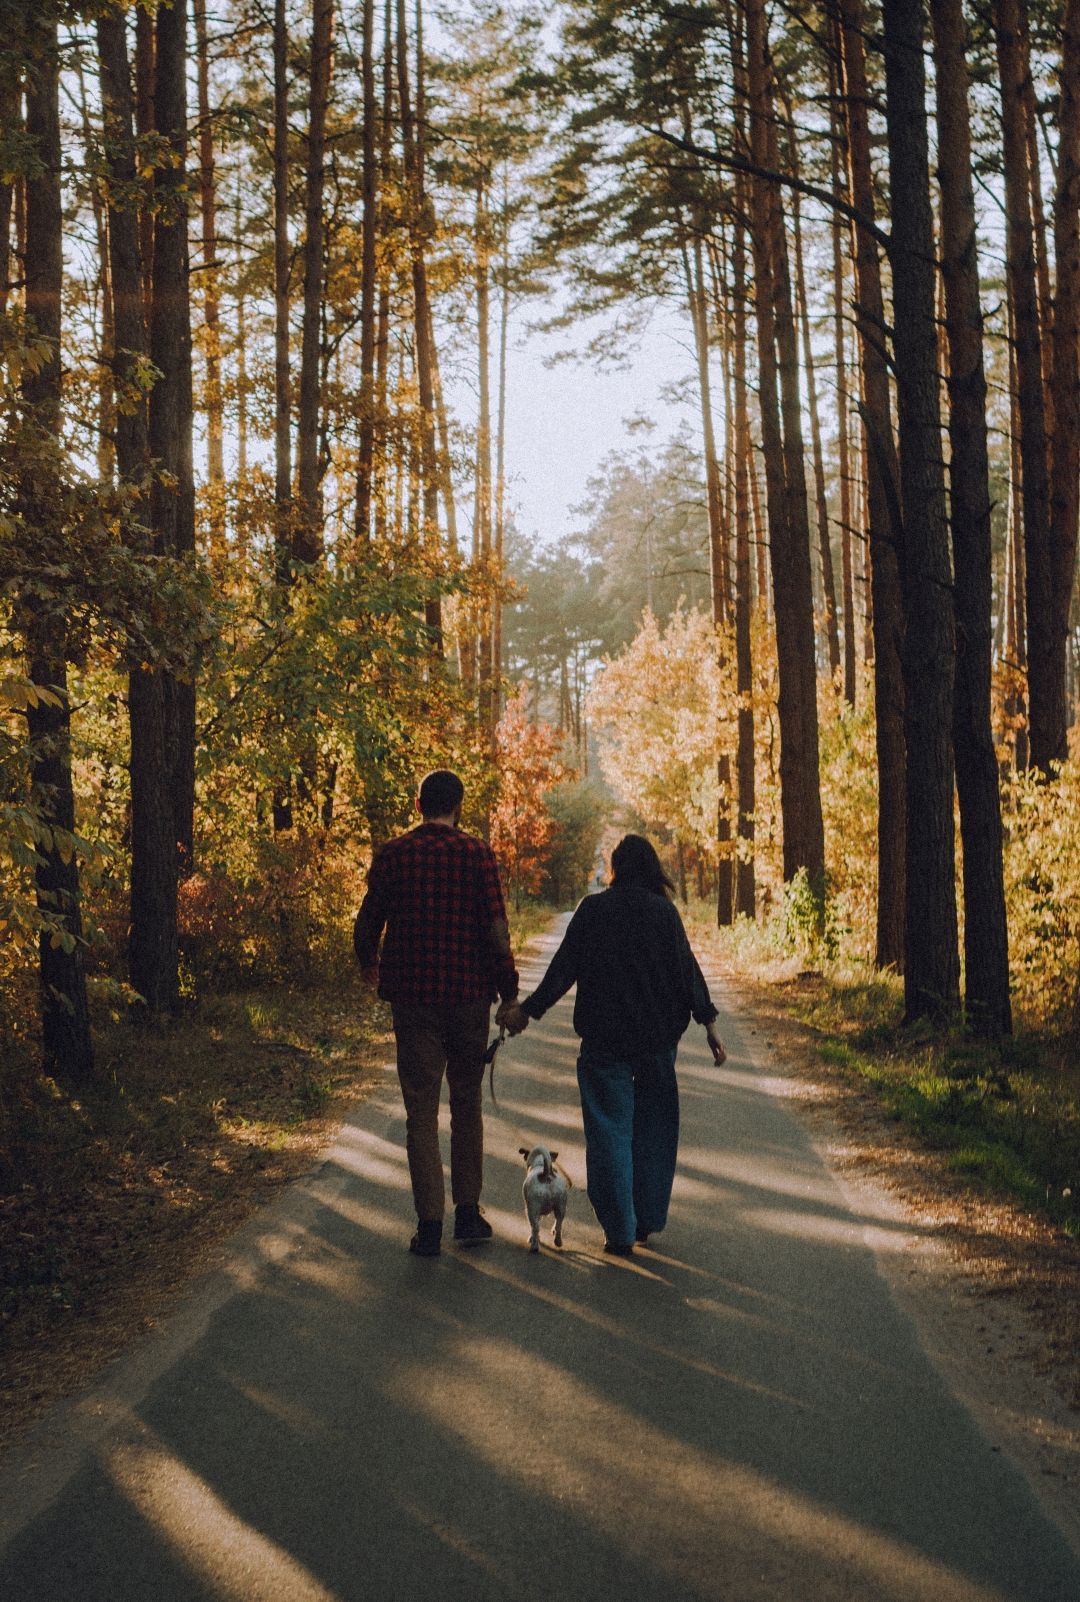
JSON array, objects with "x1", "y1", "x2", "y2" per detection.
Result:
[{"x1": 498, "y1": 835, "x2": 726, "y2": 1256}]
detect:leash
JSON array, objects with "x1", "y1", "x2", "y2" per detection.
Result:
[
  {"x1": 482, "y1": 1026, "x2": 506, "y2": 1108},
  {"x1": 481, "y1": 1027, "x2": 574, "y2": 1189}
]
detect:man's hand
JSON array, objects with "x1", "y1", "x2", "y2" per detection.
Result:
[
  {"x1": 496, "y1": 1000, "x2": 529, "y2": 1036},
  {"x1": 360, "y1": 964, "x2": 380, "y2": 990},
  {"x1": 706, "y1": 1020, "x2": 727, "y2": 1065}
]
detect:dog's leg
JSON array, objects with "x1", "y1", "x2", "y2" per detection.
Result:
[
  {"x1": 553, "y1": 1202, "x2": 564, "y2": 1249},
  {"x1": 526, "y1": 1198, "x2": 541, "y2": 1253}
]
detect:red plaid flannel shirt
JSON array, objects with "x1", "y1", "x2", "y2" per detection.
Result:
[{"x1": 353, "y1": 822, "x2": 519, "y2": 1004}]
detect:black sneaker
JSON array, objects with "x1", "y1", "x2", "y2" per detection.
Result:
[
  {"x1": 603, "y1": 1241, "x2": 635, "y2": 1257},
  {"x1": 453, "y1": 1204, "x2": 493, "y2": 1245},
  {"x1": 409, "y1": 1220, "x2": 442, "y2": 1257},
  {"x1": 634, "y1": 1229, "x2": 650, "y2": 1246}
]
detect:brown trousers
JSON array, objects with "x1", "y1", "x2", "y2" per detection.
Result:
[{"x1": 391, "y1": 999, "x2": 491, "y2": 1222}]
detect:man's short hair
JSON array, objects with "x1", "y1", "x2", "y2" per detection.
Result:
[{"x1": 418, "y1": 769, "x2": 464, "y2": 817}]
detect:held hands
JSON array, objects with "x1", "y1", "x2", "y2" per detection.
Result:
[
  {"x1": 706, "y1": 1020, "x2": 727, "y2": 1066},
  {"x1": 360, "y1": 965, "x2": 379, "y2": 990},
  {"x1": 496, "y1": 1000, "x2": 530, "y2": 1037}
]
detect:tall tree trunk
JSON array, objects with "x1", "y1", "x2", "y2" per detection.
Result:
[
  {"x1": 836, "y1": 0, "x2": 906, "y2": 970},
  {"x1": 355, "y1": 0, "x2": 377, "y2": 544},
  {"x1": 931, "y1": 0, "x2": 1011, "y2": 1038},
  {"x1": 0, "y1": 68, "x2": 15, "y2": 317},
  {"x1": 475, "y1": 173, "x2": 493, "y2": 726},
  {"x1": 995, "y1": 0, "x2": 1054, "y2": 773},
  {"x1": 683, "y1": 229, "x2": 734, "y2": 924},
  {"x1": 787, "y1": 108, "x2": 840, "y2": 681},
  {"x1": 883, "y1": 0, "x2": 960, "y2": 1023},
  {"x1": 397, "y1": 0, "x2": 442, "y2": 652},
  {"x1": 21, "y1": 14, "x2": 94, "y2": 1077},
  {"x1": 235, "y1": 185, "x2": 249, "y2": 484},
  {"x1": 744, "y1": 0, "x2": 825, "y2": 892},
  {"x1": 150, "y1": 0, "x2": 197, "y2": 874},
  {"x1": 372, "y1": 0, "x2": 394, "y2": 545},
  {"x1": 296, "y1": 0, "x2": 333, "y2": 565},
  {"x1": 732, "y1": 184, "x2": 756, "y2": 920},
  {"x1": 98, "y1": 9, "x2": 179, "y2": 1018},
  {"x1": 193, "y1": 0, "x2": 225, "y2": 562},
  {"x1": 1046, "y1": 0, "x2": 1080, "y2": 769},
  {"x1": 273, "y1": 0, "x2": 292, "y2": 584},
  {"x1": 135, "y1": 5, "x2": 155, "y2": 320},
  {"x1": 829, "y1": 42, "x2": 857, "y2": 706},
  {"x1": 492, "y1": 171, "x2": 510, "y2": 732}
]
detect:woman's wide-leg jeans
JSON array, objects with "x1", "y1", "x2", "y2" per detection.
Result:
[{"x1": 576, "y1": 1042, "x2": 680, "y2": 1247}]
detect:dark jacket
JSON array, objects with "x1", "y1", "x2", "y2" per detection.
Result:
[{"x1": 520, "y1": 884, "x2": 718, "y2": 1054}]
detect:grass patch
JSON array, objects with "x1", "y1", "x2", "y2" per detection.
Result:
[{"x1": 700, "y1": 918, "x2": 1080, "y2": 1239}]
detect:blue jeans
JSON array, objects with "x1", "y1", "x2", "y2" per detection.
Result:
[{"x1": 576, "y1": 1043, "x2": 680, "y2": 1246}]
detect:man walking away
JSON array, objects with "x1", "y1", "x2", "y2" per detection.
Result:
[{"x1": 354, "y1": 770, "x2": 519, "y2": 1256}]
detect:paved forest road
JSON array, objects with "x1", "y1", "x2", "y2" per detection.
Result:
[{"x1": 2, "y1": 918, "x2": 1080, "y2": 1602}]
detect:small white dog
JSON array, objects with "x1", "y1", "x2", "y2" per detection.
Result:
[{"x1": 519, "y1": 1145, "x2": 569, "y2": 1254}]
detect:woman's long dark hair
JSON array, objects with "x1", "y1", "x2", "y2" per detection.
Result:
[{"x1": 609, "y1": 834, "x2": 675, "y2": 898}]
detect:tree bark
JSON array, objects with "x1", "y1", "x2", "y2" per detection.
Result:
[
  {"x1": 397, "y1": 0, "x2": 442, "y2": 651},
  {"x1": 355, "y1": 0, "x2": 377, "y2": 544},
  {"x1": 475, "y1": 172, "x2": 494, "y2": 726},
  {"x1": 745, "y1": 0, "x2": 825, "y2": 893},
  {"x1": 296, "y1": 0, "x2": 333, "y2": 565},
  {"x1": 787, "y1": 111, "x2": 840, "y2": 682},
  {"x1": 21, "y1": 13, "x2": 94, "y2": 1078},
  {"x1": 836, "y1": 0, "x2": 906, "y2": 970},
  {"x1": 193, "y1": 0, "x2": 225, "y2": 562},
  {"x1": 273, "y1": 0, "x2": 292, "y2": 582},
  {"x1": 98, "y1": 8, "x2": 179, "y2": 1017},
  {"x1": 732, "y1": 182, "x2": 756, "y2": 921},
  {"x1": 930, "y1": 0, "x2": 1011, "y2": 1038},
  {"x1": 883, "y1": 0, "x2": 960, "y2": 1023},
  {"x1": 683, "y1": 229, "x2": 733, "y2": 923},
  {"x1": 994, "y1": 0, "x2": 1054, "y2": 773},
  {"x1": 828, "y1": 40, "x2": 857, "y2": 707},
  {"x1": 1046, "y1": 0, "x2": 1080, "y2": 769},
  {"x1": 150, "y1": 0, "x2": 197, "y2": 874}
]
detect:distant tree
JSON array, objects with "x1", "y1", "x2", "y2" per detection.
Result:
[{"x1": 490, "y1": 685, "x2": 566, "y2": 905}]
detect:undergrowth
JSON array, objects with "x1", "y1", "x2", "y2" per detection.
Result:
[{"x1": 687, "y1": 902, "x2": 1080, "y2": 1240}]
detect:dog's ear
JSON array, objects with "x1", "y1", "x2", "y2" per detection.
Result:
[
  {"x1": 519, "y1": 1146, "x2": 530, "y2": 1158},
  {"x1": 550, "y1": 1151, "x2": 558, "y2": 1163}
]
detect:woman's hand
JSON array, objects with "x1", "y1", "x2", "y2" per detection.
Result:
[{"x1": 706, "y1": 1020, "x2": 727, "y2": 1065}]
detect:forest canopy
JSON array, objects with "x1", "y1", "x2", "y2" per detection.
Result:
[{"x1": 2, "y1": 0, "x2": 1080, "y2": 1093}]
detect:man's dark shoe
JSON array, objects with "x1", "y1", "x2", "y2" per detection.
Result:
[
  {"x1": 453, "y1": 1204, "x2": 493, "y2": 1245},
  {"x1": 634, "y1": 1229, "x2": 650, "y2": 1246},
  {"x1": 603, "y1": 1241, "x2": 635, "y2": 1257},
  {"x1": 409, "y1": 1219, "x2": 443, "y2": 1257}
]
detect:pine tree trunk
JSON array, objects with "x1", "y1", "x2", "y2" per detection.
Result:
[
  {"x1": 1046, "y1": 0, "x2": 1080, "y2": 768},
  {"x1": 475, "y1": 174, "x2": 493, "y2": 726},
  {"x1": 994, "y1": 0, "x2": 1054, "y2": 773},
  {"x1": 930, "y1": 0, "x2": 1011, "y2": 1038},
  {"x1": 836, "y1": 0, "x2": 906, "y2": 970},
  {"x1": 135, "y1": 6, "x2": 155, "y2": 321},
  {"x1": 492, "y1": 175, "x2": 510, "y2": 732},
  {"x1": 744, "y1": 0, "x2": 825, "y2": 892},
  {"x1": 397, "y1": 0, "x2": 442, "y2": 651},
  {"x1": 732, "y1": 185, "x2": 756, "y2": 920},
  {"x1": 193, "y1": 0, "x2": 225, "y2": 562},
  {"x1": 296, "y1": 0, "x2": 333, "y2": 565},
  {"x1": 883, "y1": 0, "x2": 960, "y2": 1023},
  {"x1": 829, "y1": 41, "x2": 857, "y2": 706},
  {"x1": 0, "y1": 68, "x2": 15, "y2": 316},
  {"x1": 273, "y1": 0, "x2": 292, "y2": 582},
  {"x1": 98, "y1": 10, "x2": 179, "y2": 1017},
  {"x1": 682, "y1": 231, "x2": 734, "y2": 923},
  {"x1": 355, "y1": 0, "x2": 378, "y2": 544},
  {"x1": 148, "y1": 0, "x2": 197, "y2": 875},
  {"x1": 788, "y1": 114, "x2": 840, "y2": 682},
  {"x1": 21, "y1": 14, "x2": 94, "y2": 1077}
]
